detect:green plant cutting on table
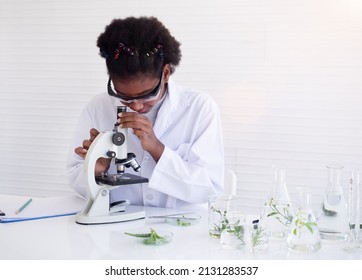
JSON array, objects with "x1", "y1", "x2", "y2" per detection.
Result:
[{"x1": 125, "y1": 228, "x2": 172, "y2": 245}]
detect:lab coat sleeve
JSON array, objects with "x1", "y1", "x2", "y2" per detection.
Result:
[
  {"x1": 66, "y1": 106, "x2": 96, "y2": 198},
  {"x1": 148, "y1": 99, "x2": 224, "y2": 204},
  {"x1": 67, "y1": 153, "x2": 87, "y2": 198}
]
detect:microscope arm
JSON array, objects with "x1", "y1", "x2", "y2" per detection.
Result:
[{"x1": 84, "y1": 130, "x2": 125, "y2": 200}]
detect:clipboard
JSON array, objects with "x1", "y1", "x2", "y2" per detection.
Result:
[{"x1": 0, "y1": 194, "x2": 85, "y2": 223}]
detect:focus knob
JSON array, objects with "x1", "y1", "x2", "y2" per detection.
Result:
[
  {"x1": 106, "y1": 150, "x2": 116, "y2": 158},
  {"x1": 112, "y1": 132, "x2": 125, "y2": 146}
]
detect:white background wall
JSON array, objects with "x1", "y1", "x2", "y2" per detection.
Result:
[{"x1": 1, "y1": 0, "x2": 362, "y2": 214}]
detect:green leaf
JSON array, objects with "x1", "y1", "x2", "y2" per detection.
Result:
[
  {"x1": 176, "y1": 218, "x2": 191, "y2": 226},
  {"x1": 125, "y1": 228, "x2": 170, "y2": 245},
  {"x1": 305, "y1": 223, "x2": 314, "y2": 234},
  {"x1": 124, "y1": 232, "x2": 151, "y2": 238}
]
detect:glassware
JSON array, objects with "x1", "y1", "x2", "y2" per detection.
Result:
[
  {"x1": 208, "y1": 195, "x2": 244, "y2": 240},
  {"x1": 344, "y1": 170, "x2": 362, "y2": 252},
  {"x1": 259, "y1": 165, "x2": 293, "y2": 239},
  {"x1": 220, "y1": 213, "x2": 246, "y2": 249},
  {"x1": 287, "y1": 188, "x2": 321, "y2": 253},
  {"x1": 317, "y1": 165, "x2": 349, "y2": 241},
  {"x1": 246, "y1": 220, "x2": 269, "y2": 253}
]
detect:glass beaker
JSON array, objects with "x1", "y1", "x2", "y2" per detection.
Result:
[
  {"x1": 246, "y1": 220, "x2": 269, "y2": 253},
  {"x1": 208, "y1": 195, "x2": 244, "y2": 241},
  {"x1": 344, "y1": 170, "x2": 362, "y2": 252},
  {"x1": 259, "y1": 165, "x2": 293, "y2": 239},
  {"x1": 317, "y1": 165, "x2": 349, "y2": 241},
  {"x1": 287, "y1": 188, "x2": 321, "y2": 253},
  {"x1": 220, "y1": 213, "x2": 246, "y2": 250}
]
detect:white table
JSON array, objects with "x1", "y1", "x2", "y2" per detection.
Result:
[{"x1": 0, "y1": 206, "x2": 360, "y2": 260}]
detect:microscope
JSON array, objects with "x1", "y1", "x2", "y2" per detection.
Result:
[{"x1": 76, "y1": 106, "x2": 148, "y2": 225}]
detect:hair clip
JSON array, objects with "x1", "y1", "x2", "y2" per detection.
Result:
[
  {"x1": 156, "y1": 45, "x2": 164, "y2": 60},
  {"x1": 114, "y1": 42, "x2": 136, "y2": 59},
  {"x1": 100, "y1": 49, "x2": 109, "y2": 59},
  {"x1": 125, "y1": 47, "x2": 134, "y2": 56},
  {"x1": 114, "y1": 49, "x2": 120, "y2": 59},
  {"x1": 113, "y1": 43, "x2": 164, "y2": 60}
]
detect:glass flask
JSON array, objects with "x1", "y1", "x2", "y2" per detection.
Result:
[
  {"x1": 317, "y1": 165, "x2": 349, "y2": 241},
  {"x1": 344, "y1": 170, "x2": 362, "y2": 252},
  {"x1": 287, "y1": 188, "x2": 321, "y2": 253},
  {"x1": 259, "y1": 166, "x2": 293, "y2": 239}
]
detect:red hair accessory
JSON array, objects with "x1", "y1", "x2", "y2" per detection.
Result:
[{"x1": 114, "y1": 49, "x2": 120, "y2": 59}]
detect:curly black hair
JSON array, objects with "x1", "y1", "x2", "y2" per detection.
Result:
[{"x1": 97, "y1": 16, "x2": 181, "y2": 80}]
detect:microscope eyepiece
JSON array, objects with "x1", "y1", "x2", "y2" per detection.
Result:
[{"x1": 117, "y1": 106, "x2": 127, "y2": 115}]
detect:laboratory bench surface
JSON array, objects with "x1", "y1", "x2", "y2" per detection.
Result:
[{"x1": 0, "y1": 206, "x2": 361, "y2": 260}]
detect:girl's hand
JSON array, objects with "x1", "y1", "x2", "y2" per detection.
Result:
[{"x1": 74, "y1": 128, "x2": 111, "y2": 176}]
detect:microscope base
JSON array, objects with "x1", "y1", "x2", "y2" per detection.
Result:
[{"x1": 75, "y1": 205, "x2": 145, "y2": 225}]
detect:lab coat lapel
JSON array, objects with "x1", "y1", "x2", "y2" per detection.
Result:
[
  {"x1": 153, "y1": 90, "x2": 173, "y2": 139},
  {"x1": 153, "y1": 80, "x2": 183, "y2": 139}
]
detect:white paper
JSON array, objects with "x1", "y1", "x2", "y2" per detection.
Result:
[{"x1": 0, "y1": 194, "x2": 85, "y2": 222}]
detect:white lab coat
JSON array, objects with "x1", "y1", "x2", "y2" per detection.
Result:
[{"x1": 66, "y1": 79, "x2": 224, "y2": 209}]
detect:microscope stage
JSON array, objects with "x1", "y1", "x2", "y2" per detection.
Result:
[{"x1": 95, "y1": 173, "x2": 149, "y2": 186}]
